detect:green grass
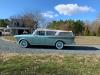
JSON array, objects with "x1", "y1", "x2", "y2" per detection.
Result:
[{"x1": 0, "y1": 53, "x2": 100, "y2": 75}]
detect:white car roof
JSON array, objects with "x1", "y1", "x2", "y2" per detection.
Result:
[{"x1": 36, "y1": 28, "x2": 72, "y2": 32}]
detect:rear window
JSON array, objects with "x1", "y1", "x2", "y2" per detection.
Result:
[
  {"x1": 58, "y1": 32, "x2": 73, "y2": 36},
  {"x1": 46, "y1": 31, "x2": 56, "y2": 35}
]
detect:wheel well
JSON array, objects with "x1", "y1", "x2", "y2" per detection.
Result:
[
  {"x1": 55, "y1": 40, "x2": 65, "y2": 44},
  {"x1": 19, "y1": 39, "x2": 29, "y2": 44}
]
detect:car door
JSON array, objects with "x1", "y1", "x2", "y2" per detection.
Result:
[
  {"x1": 44, "y1": 31, "x2": 57, "y2": 45},
  {"x1": 32, "y1": 30, "x2": 46, "y2": 45}
]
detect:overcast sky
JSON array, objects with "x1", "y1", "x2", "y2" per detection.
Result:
[{"x1": 0, "y1": 0, "x2": 99, "y2": 21}]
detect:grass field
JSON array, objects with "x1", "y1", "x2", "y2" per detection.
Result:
[
  {"x1": 1, "y1": 36, "x2": 100, "y2": 75},
  {"x1": 0, "y1": 53, "x2": 100, "y2": 75},
  {"x1": 3, "y1": 36, "x2": 100, "y2": 44}
]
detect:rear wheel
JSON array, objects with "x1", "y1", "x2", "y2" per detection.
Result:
[
  {"x1": 55, "y1": 41, "x2": 64, "y2": 49},
  {"x1": 19, "y1": 40, "x2": 29, "y2": 48}
]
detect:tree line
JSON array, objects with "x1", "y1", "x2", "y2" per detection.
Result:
[
  {"x1": 47, "y1": 19, "x2": 100, "y2": 36},
  {"x1": 0, "y1": 11, "x2": 100, "y2": 36}
]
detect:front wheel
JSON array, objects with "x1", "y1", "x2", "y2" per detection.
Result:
[
  {"x1": 55, "y1": 41, "x2": 64, "y2": 49},
  {"x1": 19, "y1": 40, "x2": 29, "y2": 48}
]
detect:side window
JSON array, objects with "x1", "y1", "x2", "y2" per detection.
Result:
[
  {"x1": 58, "y1": 32, "x2": 73, "y2": 36},
  {"x1": 36, "y1": 31, "x2": 45, "y2": 36},
  {"x1": 46, "y1": 31, "x2": 56, "y2": 35}
]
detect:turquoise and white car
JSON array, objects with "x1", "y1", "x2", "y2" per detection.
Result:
[{"x1": 14, "y1": 28, "x2": 75, "y2": 49}]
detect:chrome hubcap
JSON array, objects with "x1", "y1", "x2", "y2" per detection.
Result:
[
  {"x1": 56, "y1": 41, "x2": 63, "y2": 49},
  {"x1": 20, "y1": 40, "x2": 27, "y2": 47}
]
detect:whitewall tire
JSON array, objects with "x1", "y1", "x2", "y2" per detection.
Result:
[
  {"x1": 55, "y1": 41, "x2": 64, "y2": 49},
  {"x1": 19, "y1": 40, "x2": 28, "y2": 48}
]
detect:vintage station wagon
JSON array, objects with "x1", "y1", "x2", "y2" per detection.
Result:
[{"x1": 14, "y1": 28, "x2": 75, "y2": 49}]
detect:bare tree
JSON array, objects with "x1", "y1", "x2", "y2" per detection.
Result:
[
  {"x1": 21, "y1": 12, "x2": 43, "y2": 28},
  {"x1": 90, "y1": 13, "x2": 100, "y2": 35},
  {"x1": 9, "y1": 11, "x2": 43, "y2": 32},
  {"x1": 96, "y1": 13, "x2": 100, "y2": 21}
]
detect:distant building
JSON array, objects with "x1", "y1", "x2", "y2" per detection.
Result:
[
  {"x1": 0, "y1": 18, "x2": 37, "y2": 35},
  {"x1": 0, "y1": 26, "x2": 30, "y2": 35}
]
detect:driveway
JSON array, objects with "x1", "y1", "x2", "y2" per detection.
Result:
[{"x1": 0, "y1": 38, "x2": 100, "y2": 55}]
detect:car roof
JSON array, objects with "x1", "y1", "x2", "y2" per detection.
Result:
[{"x1": 36, "y1": 28, "x2": 72, "y2": 32}]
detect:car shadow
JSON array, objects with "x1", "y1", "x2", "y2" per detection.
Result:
[
  {"x1": 63, "y1": 46, "x2": 99, "y2": 50},
  {"x1": 28, "y1": 45, "x2": 99, "y2": 50}
]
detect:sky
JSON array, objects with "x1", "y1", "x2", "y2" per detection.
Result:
[{"x1": 0, "y1": 0, "x2": 100, "y2": 21}]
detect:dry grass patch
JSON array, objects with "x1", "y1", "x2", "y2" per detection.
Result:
[
  {"x1": 75, "y1": 36, "x2": 100, "y2": 44},
  {"x1": 0, "y1": 53, "x2": 100, "y2": 75},
  {"x1": 3, "y1": 36, "x2": 16, "y2": 41}
]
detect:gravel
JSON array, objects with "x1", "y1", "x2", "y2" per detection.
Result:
[{"x1": 0, "y1": 38, "x2": 100, "y2": 55}]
